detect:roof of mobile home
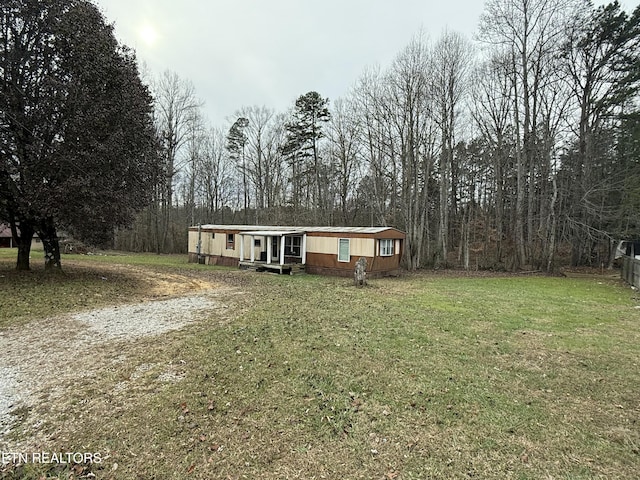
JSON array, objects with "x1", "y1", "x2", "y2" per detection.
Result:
[{"x1": 189, "y1": 225, "x2": 405, "y2": 236}]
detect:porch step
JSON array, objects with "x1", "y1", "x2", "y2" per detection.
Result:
[
  {"x1": 290, "y1": 264, "x2": 306, "y2": 274},
  {"x1": 238, "y1": 261, "x2": 305, "y2": 275}
]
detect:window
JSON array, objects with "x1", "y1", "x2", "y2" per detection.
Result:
[
  {"x1": 254, "y1": 238, "x2": 261, "y2": 247},
  {"x1": 338, "y1": 238, "x2": 350, "y2": 262},
  {"x1": 284, "y1": 236, "x2": 302, "y2": 257},
  {"x1": 211, "y1": 233, "x2": 215, "y2": 239},
  {"x1": 226, "y1": 233, "x2": 234, "y2": 249},
  {"x1": 380, "y1": 239, "x2": 394, "y2": 256}
]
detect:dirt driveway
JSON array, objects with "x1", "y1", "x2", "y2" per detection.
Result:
[{"x1": 0, "y1": 263, "x2": 239, "y2": 451}]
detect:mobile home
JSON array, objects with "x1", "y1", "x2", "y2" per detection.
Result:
[{"x1": 188, "y1": 225, "x2": 405, "y2": 277}]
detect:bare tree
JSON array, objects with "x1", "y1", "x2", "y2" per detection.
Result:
[
  {"x1": 153, "y1": 70, "x2": 202, "y2": 251},
  {"x1": 198, "y1": 127, "x2": 235, "y2": 223},
  {"x1": 471, "y1": 54, "x2": 514, "y2": 265},
  {"x1": 263, "y1": 113, "x2": 289, "y2": 218},
  {"x1": 232, "y1": 106, "x2": 280, "y2": 223},
  {"x1": 328, "y1": 96, "x2": 363, "y2": 225},
  {"x1": 183, "y1": 110, "x2": 206, "y2": 228},
  {"x1": 353, "y1": 66, "x2": 395, "y2": 227},
  {"x1": 386, "y1": 35, "x2": 436, "y2": 270},
  {"x1": 479, "y1": 0, "x2": 577, "y2": 268},
  {"x1": 431, "y1": 30, "x2": 474, "y2": 266}
]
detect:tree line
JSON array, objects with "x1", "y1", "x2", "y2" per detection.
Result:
[
  {"x1": 2, "y1": 0, "x2": 639, "y2": 271},
  {"x1": 123, "y1": 0, "x2": 639, "y2": 272}
]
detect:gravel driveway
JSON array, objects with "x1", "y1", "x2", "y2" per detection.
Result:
[{"x1": 0, "y1": 293, "x2": 222, "y2": 448}]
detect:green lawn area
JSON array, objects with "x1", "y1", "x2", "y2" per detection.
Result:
[{"x1": 1, "y1": 251, "x2": 639, "y2": 479}]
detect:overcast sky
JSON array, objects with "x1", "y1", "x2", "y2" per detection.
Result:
[{"x1": 94, "y1": 0, "x2": 631, "y2": 127}]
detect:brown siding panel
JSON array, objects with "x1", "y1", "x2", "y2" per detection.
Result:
[
  {"x1": 210, "y1": 256, "x2": 239, "y2": 267},
  {"x1": 369, "y1": 253, "x2": 403, "y2": 273},
  {"x1": 187, "y1": 253, "x2": 239, "y2": 267},
  {"x1": 306, "y1": 252, "x2": 401, "y2": 276},
  {"x1": 305, "y1": 264, "x2": 400, "y2": 278}
]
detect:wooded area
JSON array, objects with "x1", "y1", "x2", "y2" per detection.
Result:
[
  {"x1": 2, "y1": 0, "x2": 640, "y2": 271},
  {"x1": 115, "y1": 0, "x2": 640, "y2": 272}
]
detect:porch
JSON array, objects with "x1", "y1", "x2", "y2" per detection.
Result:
[{"x1": 238, "y1": 229, "x2": 307, "y2": 274}]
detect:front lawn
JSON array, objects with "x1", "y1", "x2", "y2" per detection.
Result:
[{"x1": 1, "y1": 254, "x2": 638, "y2": 479}]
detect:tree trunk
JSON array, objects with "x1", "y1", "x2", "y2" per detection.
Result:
[
  {"x1": 511, "y1": 51, "x2": 526, "y2": 270},
  {"x1": 546, "y1": 175, "x2": 558, "y2": 273},
  {"x1": 13, "y1": 221, "x2": 34, "y2": 271},
  {"x1": 494, "y1": 138, "x2": 504, "y2": 264},
  {"x1": 438, "y1": 145, "x2": 449, "y2": 267},
  {"x1": 38, "y1": 219, "x2": 62, "y2": 271}
]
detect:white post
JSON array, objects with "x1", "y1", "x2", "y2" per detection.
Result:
[
  {"x1": 250, "y1": 235, "x2": 255, "y2": 262},
  {"x1": 280, "y1": 235, "x2": 286, "y2": 265},
  {"x1": 267, "y1": 236, "x2": 272, "y2": 264},
  {"x1": 196, "y1": 224, "x2": 202, "y2": 262},
  {"x1": 302, "y1": 233, "x2": 307, "y2": 264},
  {"x1": 239, "y1": 234, "x2": 244, "y2": 261}
]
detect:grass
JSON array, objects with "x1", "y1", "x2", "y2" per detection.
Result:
[
  {"x1": 1, "y1": 251, "x2": 639, "y2": 479},
  {"x1": 0, "y1": 250, "x2": 146, "y2": 328},
  {"x1": 0, "y1": 249, "x2": 229, "y2": 328}
]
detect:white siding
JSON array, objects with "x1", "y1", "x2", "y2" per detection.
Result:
[{"x1": 306, "y1": 236, "x2": 374, "y2": 257}]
